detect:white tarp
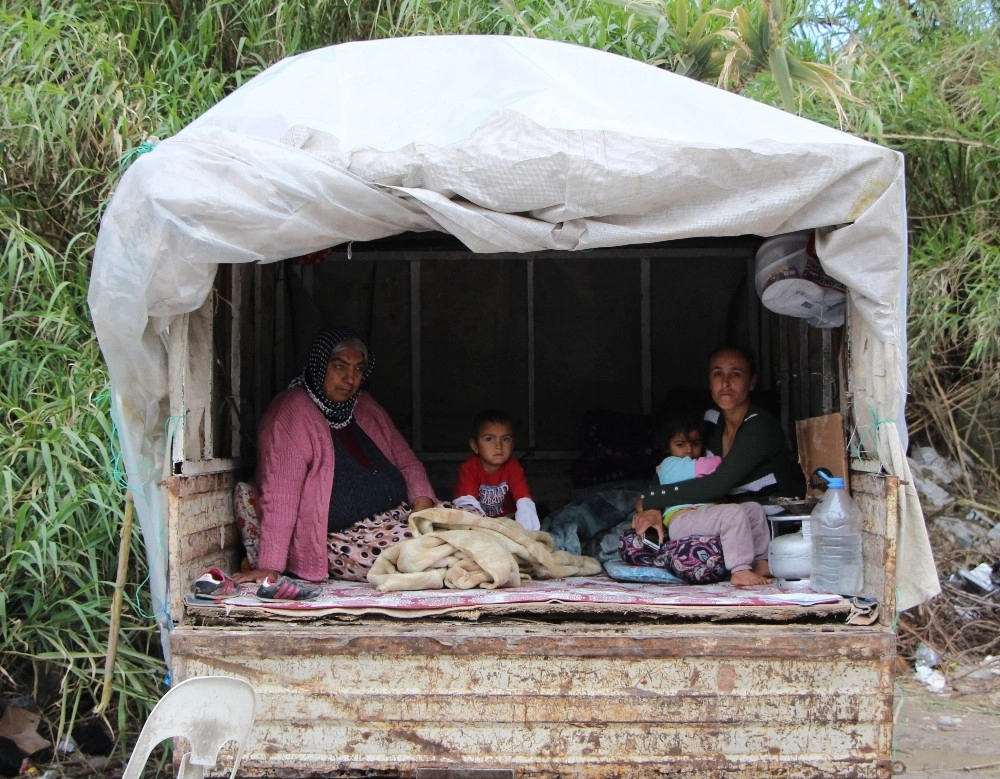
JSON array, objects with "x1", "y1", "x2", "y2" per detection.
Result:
[{"x1": 88, "y1": 35, "x2": 939, "y2": 643}]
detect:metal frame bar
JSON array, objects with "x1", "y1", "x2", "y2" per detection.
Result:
[
  {"x1": 229, "y1": 266, "x2": 243, "y2": 458},
  {"x1": 822, "y1": 328, "x2": 834, "y2": 414},
  {"x1": 640, "y1": 256, "x2": 652, "y2": 416},
  {"x1": 410, "y1": 260, "x2": 423, "y2": 451},
  {"x1": 798, "y1": 319, "x2": 810, "y2": 420},
  {"x1": 526, "y1": 258, "x2": 536, "y2": 449}
]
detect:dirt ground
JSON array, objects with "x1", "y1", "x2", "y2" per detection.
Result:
[{"x1": 893, "y1": 672, "x2": 1000, "y2": 778}]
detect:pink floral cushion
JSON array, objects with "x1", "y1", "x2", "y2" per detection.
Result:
[{"x1": 233, "y1": 481, "x2": 261, "y2": 568}]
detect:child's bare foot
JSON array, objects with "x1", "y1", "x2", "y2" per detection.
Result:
[
  {"x1": 731, "y1": 568, "x2": 774, "y2": 586},
  {"x1": 751, "y1": 559, "x2": 773, "y2": 579}
]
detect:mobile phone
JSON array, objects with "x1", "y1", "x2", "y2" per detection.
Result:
[{"x1": 642, "y1": 528, "x2": 662, "y2": 551}]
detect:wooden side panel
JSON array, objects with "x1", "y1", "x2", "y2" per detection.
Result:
[
  {"x1": 171, "y1": 622, "x2": 895, "y2": 779},
  {"x1": 165, "y1": 471, "x2": 243, "y2": 621},
  {"x1": 185, "y1": 298, "x2": 214, "y2": 461},
  {"x1": 851, "y1": 471, "x2": 898, "y2": 622}
]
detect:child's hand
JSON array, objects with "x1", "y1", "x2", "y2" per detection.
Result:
[
  {"x1": 695, "y1": 454, "x2": 722, "y2": 477},
  {"x1": 514, "y1": 498, "x2": 540, "y2": 531},
  {"x1": 453, "y1": 495, "x2": 486, "y2": 515}
]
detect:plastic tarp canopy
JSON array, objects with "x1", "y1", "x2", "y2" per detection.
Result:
[{"x1": 88, "y1": 35, "x2": 938, "y2": 649}]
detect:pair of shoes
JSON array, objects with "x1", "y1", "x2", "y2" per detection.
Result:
[
  {"x1": 192, "y1": 568, "x2": 240, "y2": 600},
  {"x1": 255, "y1": 576, "x2": 321, "y2": 602}
]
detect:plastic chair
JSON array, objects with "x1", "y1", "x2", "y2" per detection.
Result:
[{"x1": 122, "y1": 675, "x2": 257, "y2": 779}]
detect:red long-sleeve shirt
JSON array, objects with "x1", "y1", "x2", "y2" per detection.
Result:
[{"x1": 453, "y1": 456, "x2": 532, "y2": 518}]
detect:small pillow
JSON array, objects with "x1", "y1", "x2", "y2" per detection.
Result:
[
  {"x1": 233, "y1": 481, "x2": 261, "y2": 568},
  {"x1": 618, "y1": 528, "x2": 662, "y2": 568},
  {"x1": 663, "y1": 535, "x2": 727, "y2": 584},
  {"x1": 603, "y1": 559, "x2": 685, "y2": 585},
  {"x1": 618, "y1": 529, "x2": 728, "y2": 585}
]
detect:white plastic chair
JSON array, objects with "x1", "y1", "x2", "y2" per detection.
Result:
[{"x1": 122, "y1": 675, "x2": 257, "y2": 779}]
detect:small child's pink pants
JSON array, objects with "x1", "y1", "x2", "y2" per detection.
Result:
[{"x1": 667, "y1": 502, "x2": 770, "y2": 573}]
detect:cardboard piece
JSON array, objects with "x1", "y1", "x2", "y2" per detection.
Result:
[
  {"x1": 0, "y1": 706, "x2": 50, "y2": 756},
  {"x1": 796, "y1": 413, "x2": 849, "y2": 496}
]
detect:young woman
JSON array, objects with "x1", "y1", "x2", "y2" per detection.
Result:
[{"x1": 631, "y1": 345, "x2": 805, "y2": 585}]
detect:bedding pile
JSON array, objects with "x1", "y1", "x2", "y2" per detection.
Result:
[{"x1": 368, "y1": 507, "x2": 602, "y2": 592}]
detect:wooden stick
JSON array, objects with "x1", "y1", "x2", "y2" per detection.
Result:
[{"x1": 94, "y1": 494, "x2": 134, "y2": 714}]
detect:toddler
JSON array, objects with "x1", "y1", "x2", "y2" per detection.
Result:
[
  {"x1": 453, "y1": 409, "x2": 540, "y2": 531},
  {"x1": 650, "y1": 412, "x2": 772, "y2": 586},
  {"x1": 656, "y1": 413, "x2": 722, "y2": 484}
]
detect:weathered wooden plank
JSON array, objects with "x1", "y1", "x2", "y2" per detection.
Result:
[
  {"x1": 241, "y1": 690, "x2": 885, "y2": 725},
  {"x1": 165, "y1": 471, "x2": 243, "y2": 620},
  {"x1": 172, "y1": 622, "x2": 893, "y2": 661},
  {"x1": 166, "y1": 313, "x2": 189, "y2": 468},
  {"x1": 163, "y1": 470, "x2": 239, "y2": 499},
  {"x1": 172, "y1": 622, "x2": 894, "y2": 779},
  {"x1": 852, "y1": 471, "x2": 898, "y2": 621},
  {"x1": 186, "y1": 296, "x2": 214, "y2": 461},
  {"x1": 185, "y1": 599, "x2": 853, "y2": 623}
]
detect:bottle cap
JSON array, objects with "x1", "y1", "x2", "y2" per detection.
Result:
[{"x1": 826, "y1": 477, "x2": 845, "y2": 489}]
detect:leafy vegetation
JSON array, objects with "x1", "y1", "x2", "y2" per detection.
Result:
[
  {"x1": 1, "y1": 0, "x2": 997, "y2": 766},
  {"x1": 837, "y1": 0, "x2": 1000, "y2": 471}
]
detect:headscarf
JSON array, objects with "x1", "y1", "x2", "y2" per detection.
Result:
[{"x1": 289, "y1": 327, "x2": 375, "y2": 429}]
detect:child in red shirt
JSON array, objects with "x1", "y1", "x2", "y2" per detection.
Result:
[{"x1": 453, "y1": 409, "x2": 540, "y2": 531}]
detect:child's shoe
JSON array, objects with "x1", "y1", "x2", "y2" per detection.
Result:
[
  {"x1": 191, "y1": 568, "x2": 240, "y2": 600},
  {"x1": 255, "y1": 576, "x2": 321, "y2": 602}
]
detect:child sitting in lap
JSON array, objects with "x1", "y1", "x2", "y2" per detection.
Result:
[{"x1": 640, "y1": 411, "x2": 773, "y2": 586}]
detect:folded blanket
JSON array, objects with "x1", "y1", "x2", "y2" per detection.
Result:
[{"x1": 368, "y1": 507, "x2": 603, "y2": 592}]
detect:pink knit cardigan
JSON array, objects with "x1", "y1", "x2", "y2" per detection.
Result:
[{"x1": 255, "y1": 388, "x2": 435, "y2": 580}]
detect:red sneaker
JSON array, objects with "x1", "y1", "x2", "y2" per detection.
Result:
[
  {"x1": 191, "y1": 568, "x2": 240, "y2": 600},
  {"x1": 255, "y1": 576, "x2": 320, "y2": 602}
]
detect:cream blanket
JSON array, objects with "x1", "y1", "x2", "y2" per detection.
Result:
[{"x1": 367, "y1": 507, "x2": 603, "y2": 592}]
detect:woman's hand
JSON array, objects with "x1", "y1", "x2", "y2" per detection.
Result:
[
  {"x1": 233, "y1": 568, "x2": 280, "y2": 584},
  {"x1": 631, "y1": 508, "x2": 665, "y2": 544},
  {"x1": 409, "y1": 496, "x2": 434, "y2": 513}
]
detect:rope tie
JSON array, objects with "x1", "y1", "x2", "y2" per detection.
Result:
[
  {"x1": 867, "y1": 404, "x2": 895, "y2": 452},
  {"x1": 119, "y1": 137, "x2": 160, "y2": 170}
]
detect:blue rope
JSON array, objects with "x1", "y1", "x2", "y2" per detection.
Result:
[
  {"x1": 132, "y1": 570, "x2": 156, "y2": 620},
  {"x1": 96, "y1": 390, "x2": 181, "y2": 628},
  {"x1": 119, "y1": 137, "x2": 159, "y2": 170},
  {"x1": 866, "y1": 404, "x2": 896, "y2": 452},
  {"x1": 94, "y1": 391, "x2": 129, "y2": 490}
]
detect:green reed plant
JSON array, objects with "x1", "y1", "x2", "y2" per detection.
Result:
[
  {"x1": 812, "y1": 0, "x2": 1000, "y2": 458},
  {"x1": 1, "y1": 0, "x2": 395, "y2": 756},
  {"x1": 0, "y1": 217, "x2": 162, "y2": 755}
]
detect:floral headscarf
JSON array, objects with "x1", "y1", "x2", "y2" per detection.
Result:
[{"x1": 289, "y1": 326, "x2": 375, "y2": 428}]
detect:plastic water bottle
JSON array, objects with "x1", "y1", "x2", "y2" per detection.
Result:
[{"x1": 809, "y1": 476, "x2": 864, "y2": 595}]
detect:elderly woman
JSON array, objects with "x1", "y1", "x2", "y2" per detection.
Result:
[{"x1": 235, "y1": 327, "x2": 435, "y2": 585}]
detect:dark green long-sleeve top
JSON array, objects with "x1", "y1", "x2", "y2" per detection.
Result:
[{"x1": 641, "y1": 405, "x2": 805, "y2": 509}]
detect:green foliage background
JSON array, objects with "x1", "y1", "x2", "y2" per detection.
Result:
[{"x1": 1, "y1": 0, "x2": 997, "y2": 763}]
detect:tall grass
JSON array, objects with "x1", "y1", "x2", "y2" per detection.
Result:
[
  {"x1": 832, "y1": 1, "x2": 1000, "y2": 461},
  {"x1": 0, "y1": 0, "x2": 393, "y2": 758},
  {"x1": 0, "y1": 216, "x2": 161, "y2": 753}
]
